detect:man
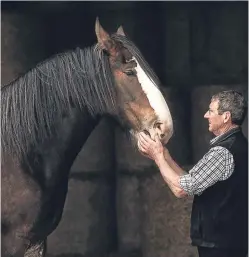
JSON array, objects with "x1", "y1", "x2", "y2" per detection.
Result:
[{"x1": 138, "y1": 90, "x2": 248, "y2": 257}]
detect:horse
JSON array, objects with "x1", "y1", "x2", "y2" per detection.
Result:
[{"x1": 1, "y1": 18, "x2": 173, "y2": 257}]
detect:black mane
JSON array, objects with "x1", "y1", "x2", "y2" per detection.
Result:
[{"x1": 1, "y1": 45, "x2": 117, "y2": 159}]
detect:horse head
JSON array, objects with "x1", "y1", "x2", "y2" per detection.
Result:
[{"x1": 96, "y1": 18, "x2": 173, "y2": 144}]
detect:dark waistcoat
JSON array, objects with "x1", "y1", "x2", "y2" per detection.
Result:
[{"x1": 191, "y1": 127, "x2": 248, "y2": 249}]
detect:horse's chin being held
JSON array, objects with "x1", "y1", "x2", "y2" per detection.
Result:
[{"x1": 130, "y1": 129, "x2": 171, "y2": 146}]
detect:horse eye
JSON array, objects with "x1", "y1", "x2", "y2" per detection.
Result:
[{"x1": 124, "y1": 70, "x2": 136, "y2": 76}]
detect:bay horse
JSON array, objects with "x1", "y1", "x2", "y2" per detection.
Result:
[{"x1": 1, "y1": 18, "x2": 173, "y2": 257}]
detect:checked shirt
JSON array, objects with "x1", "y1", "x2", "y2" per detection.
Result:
[{"x1": 179, "y1": 134, "x2": 235, "y2": 196}]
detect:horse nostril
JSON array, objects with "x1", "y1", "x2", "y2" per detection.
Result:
[
  {"x1": 143, "y1": 130, "x2": 151, "y2": 137},
  {"x1": 153, "y1": 122, "x2": 166, "y2": 139},
  {"x1": 154, "y1": 122, "x2": 162, "y2": 130}
]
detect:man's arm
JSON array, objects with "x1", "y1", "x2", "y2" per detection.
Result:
[
  {"x1": 138, "y1": 132, "x2": 235, "y2": 198},
  {"x1": 155, "y1": 152, "x2": 188, "y2": 198},
  {"x1": 163, "y1": 148, "x2": 187, "y2": 176},
  {"x1": 138, "y1": 133, "x2": 188, "y2": 198}
]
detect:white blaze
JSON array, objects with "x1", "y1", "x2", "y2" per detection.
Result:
[{"x1": 133, "y1": 57, "x2": 173, "y2": 131}]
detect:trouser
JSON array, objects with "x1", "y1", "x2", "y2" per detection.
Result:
[{"x1": 197, "y1": 246, "x2": 248, "y2": 257}]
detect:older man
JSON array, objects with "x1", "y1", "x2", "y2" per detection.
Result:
[{"x1": 138, "y1": 90, "x2": 248, "y2": 257}]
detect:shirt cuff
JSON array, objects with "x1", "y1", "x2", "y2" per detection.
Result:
[{"x1": 179, "y1": 174, "x2": 194, "y2": 196}]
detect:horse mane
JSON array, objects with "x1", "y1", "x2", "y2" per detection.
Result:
[{"x1": 1, "y1": 45, "x2": 117, "y2": 159}]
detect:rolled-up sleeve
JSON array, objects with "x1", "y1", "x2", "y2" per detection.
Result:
[
  {"x1": 179, "y1": 173, "x2": 195, "y2": 196},
  {"x1": 179, "y1": 146, "x2": 234, "y2": 196}
]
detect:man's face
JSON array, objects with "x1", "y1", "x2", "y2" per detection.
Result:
[{"x1": 204, "y1": 100, "x2": 225, "y2": 136}]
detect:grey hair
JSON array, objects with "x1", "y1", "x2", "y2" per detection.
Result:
[{"x1": 211, "y1": 90, "x2": 247, "y2": 125}]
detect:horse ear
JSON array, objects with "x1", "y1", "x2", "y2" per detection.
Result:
[
  {"x1": 95, "y1": 17, "x2": 115, "y2": 54},
  {"x1": 117, "y1": 26, "x2": 126, "y2": 36},
  {"x1": 95, "y1": 17, "x2": 110, "y2": 43}
]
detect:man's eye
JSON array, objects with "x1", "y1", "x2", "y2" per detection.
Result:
[{"x1": 124, "y1": 70, "x2": 136, "y2": 76}]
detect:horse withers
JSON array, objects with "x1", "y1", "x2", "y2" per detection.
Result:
[{"x1": 1, "y1": 18, "x2": 173, "y2": 257}]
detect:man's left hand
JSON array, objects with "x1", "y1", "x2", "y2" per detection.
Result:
[{"x1": 137, "y1": 132, "x2": 164, "y2": 161}]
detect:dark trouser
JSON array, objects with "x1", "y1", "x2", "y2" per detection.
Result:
[{"x1": 197, "y1": 246, "x2": 248, "y2": 257}]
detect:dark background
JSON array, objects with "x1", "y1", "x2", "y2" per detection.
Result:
[
  {"x1": 1, "y1": 2, "x2": 248, "y2": 257},
  {"x1": 2, "y1": 1, "x2": 248, "y2": 86}
]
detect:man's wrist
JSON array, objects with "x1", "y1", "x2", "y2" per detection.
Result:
[
  {"x1": 163, "y1": 149, "x2": 170, "y2": 161},
  {"x1": 155, "y1": 153, "x2": 165, "y2": 167}
]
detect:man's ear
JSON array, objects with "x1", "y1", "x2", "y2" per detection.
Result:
[{"x1": 223, "y1": 111, "x2": 231, "y2": 123}]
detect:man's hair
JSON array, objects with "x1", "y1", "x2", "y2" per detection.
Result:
[{"x1": 211, "y1": 90, "x2": 247, "y2": 125}]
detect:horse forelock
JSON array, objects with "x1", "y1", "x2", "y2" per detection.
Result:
[
  {"x1": 1, "y1": 46, "x2": 118, "y2": 160},
  {"x1": 111, "y1": 34, "x2": 161, "y2": 88}
]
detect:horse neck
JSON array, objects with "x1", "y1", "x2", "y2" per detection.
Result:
[
  {"x1": 22, "y1": 107, "x2": 100, "y2": 188},
  {"x1": 1, "y1": 46, "x2": 117, "y2": 165}
]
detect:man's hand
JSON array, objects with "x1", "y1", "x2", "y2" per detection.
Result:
[
  {"x1": 137, "y1": 132, "x2": 164, "y2": 162},
  {"x1": 138, "y1": 132, "x2": 188, "y2": 198}
]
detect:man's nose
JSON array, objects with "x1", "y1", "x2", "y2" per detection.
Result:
[{"x1": 204, "y1": 111, "x2": 209, "y2": 118}]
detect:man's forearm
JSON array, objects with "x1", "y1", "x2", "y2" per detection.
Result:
[
  {"x1": 163, "y1": 149, "x2": 187, "y2": 176},
  {"x1": 155, "y1": 155, "x2": 187, "y2": 198}
]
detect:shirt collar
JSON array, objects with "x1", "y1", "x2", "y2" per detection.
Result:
[{"x1": 210, "y1": 126, "x2": 241, "y2": 146}]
